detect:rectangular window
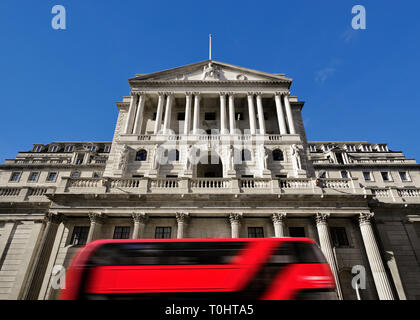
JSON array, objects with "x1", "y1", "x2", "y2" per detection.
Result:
[
  {"x1": 28, "y1": 172, "x2": 39, "y2": 182},
  {"x1": 49, "y1": 145, "x2": 58, "y2": 153},
  {"x1": 363, "y1": 172, "x2": 372, "y2": 181},
  {"x1": 65, "y1": 145, "x2": 74, "y2": 153},
  {"x1": 71, "y1": 171, "x2": 80, "y2": 178},
  {"x1": 289, "y1": 227, "x2": 306, "y2": 237},
  {"x1": 177, "y1": 112, "x2": 185, "y2": 121},
  {"x1": 91, "y1": 146, "x2": 97, "y2": 152},
  {"x1": 46, "y1": 172, "x2": 57, "y2": 182},
  {"x1": 32, "y1": 145, "x2": 42, "y2": 153},
  {"x1": 113, "y1": 226, "x2": 131, "y2": 239},
  {"x1": 9, "y1": 172, "x2": 21, "y2": 182},
  {"x1": 248, "y1": 227, "x2": 264, "y2": 238},
  {"x1": 93, "y1": 172, "x2": 101, "y2": 178},
  {"x1": 381, "y1": 172, "x2": 391, "y2": 182},
  {"x1": 341, "y1": 171, "x2": 349, "y2": 179},
  {"x1": 235, "y1": 112, "x2": 243, "y2": 120},
  {"x1": 399, "y1": 171, "x2": 410, "y2": 182},
  {"x1": 155, "y1": 227, "x2": 172, "y2": 239},
  {"x1": 204, "y1": 112, "x2": 216, "y2": 121},
  {"x1": 330, "y1": 227, "x2": 350, "y2": 247},
  {"x1": 104, "y1": 145, "x2": 111, "y2": 153},
  {"x1": 70, "y1": 226, "x2": 89, "y2": 246}
]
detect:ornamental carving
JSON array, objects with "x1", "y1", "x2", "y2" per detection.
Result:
[
  {"x1": 315, "y1": 213, "x2": 330, "y2": 224},
  {"x1": 176, "y1": 212, "x2": 189, "y2": 223},
  {"x1": 132, "y1": 212, "x2": 147, "y2": 224},
  {"x1": 229, "y1": 213, "x2": 243, "y2": 223},
  {"x1": 272, "y1": 213, "x2": 287, "y2": 224},
  {"x1": 359, "y1": 213, "x2": 374, "y2": 225}
]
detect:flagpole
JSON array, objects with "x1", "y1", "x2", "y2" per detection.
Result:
[{"x1": 209, "y1": 34, "x2": 212, "y2": 60}]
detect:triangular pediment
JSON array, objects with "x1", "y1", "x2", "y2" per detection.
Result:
[{"x1": 129, "y1": 60, "x2": 292, "y2": 82}]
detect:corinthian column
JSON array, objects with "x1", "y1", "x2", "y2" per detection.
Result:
[
  {"x1": 315, "y1": 213, "x2": 343, "y2": 300},
  {"x1": 132, "y1": 212, "x2": 147, "y2": 239},
  {"x1": 87, "y1": 212, "x2": 105, "y2": 244},
  {"x1": 220, "y1": 93, "x2": 228, "y2": 134},
  {"x1": 274, "y1": 93, "x2": 287, "y2": 135},
  {"x1": 124, "y1": 93, "x2": 139, "y2": 134},
  {"x1": 229, "y1": 213, "x2": 242, "y2": 238},
  {"x1": 162, "y1": 93, "x2": 173, "y2": 134},
  {"x1": 247, "y1": 93, "x2": 257, "y2": 135},
  {"x1": 283, "y1": 93, "x2": 296, "y2": 134},
  {"x1": 176, "y1": 212, "x2": 189, "y2": 239},
  {"x1": 256, "y1": 94, "x2": 266, "y2": 134},
  {"x1": 272, "y1": 213, "x2": 286, "y2": 237},
  {"x1": 184, "y1": 93, "x2": 192, "y2": 135},
  {"x1": 359, "y1": 213, "x2": 394, "y2": 300},
  {"x1": 192, "y1": 93, "x2": 201, "y2": 134},
  {"x1": 154, "y1": 93, "x2": 165, "y2": 134},
  {"x1": 228, "y1": 93, "x2": 236, "y2": 133},
  {"x1": 133, "y1": 92, "x2": 145, "y2": 135}
]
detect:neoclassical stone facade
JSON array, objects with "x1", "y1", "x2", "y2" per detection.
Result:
[{"x1": 0, "y1": 60, "x2": 420, "y2": 300}]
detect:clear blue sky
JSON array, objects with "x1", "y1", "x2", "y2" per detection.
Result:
[{"x1": 0, "y1": 0, "x2": 419, "y2": 162}]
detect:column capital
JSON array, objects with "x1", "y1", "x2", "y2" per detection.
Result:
[
  {"x1": 132, "y1": 212, "x2": 148, "y2": 224},
  {"x1": 44, "y1": 212, "x2": 65, "y2": 224},
  {"x1": 272, "y1": 213, "x2": 287, "y2": 224},
  {"x1": 283, "y1": 91, "x2": 291, "y2": 97},
  {"x1": 247, "y1": 92, "x2": 256, "y2": 97},
  {"x1": 227, "y1": 92, "x2": 236, "y2": 97},
  {"x1": 88, "y1": 212, "x2": 106, "y2": 224},
  {"x1": 157, "y1": 91, "x2": 166, "y2": 96},
  {"x1": 176, "y1": 212, "x2": 189, "y2": 223},
  {"x1": 315, "y1": 213, "x2": 330, "y2": 224},
  {"x1": 229, "y1": 213, "x2": 243, "y2": 223},
  {"x1": 185, "y1": 92, "x2": 193, "y2": 97},
  {"x1": 165, "y1": 92, "x2": 174, "y2": 96},
  {"x1": 359, "y1": 212, "x2": 374, "y2": 225},
  {"x1": 255, "y1": 92, "x2": 262, "y2": 97},
  {"x1": 133, "y1": 91, "x2": 145, "y2": 96},
  {"x1": 130, "y1": 92, "x2": 136, "y2": 97},
  {"x1": 220, "y1": 92, "x2": 227, "y2": 96}
]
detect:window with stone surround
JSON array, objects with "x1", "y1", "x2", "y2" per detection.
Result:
[
  {"x1": 65, "y1": 145, "x2": 74, "y2": 153},
  {"x1": 32, "y1": 145, "x2": 43, "y2": 153},
  {"x1": 363, "y1": 171, "x2": 373, "y2": 181},
  {"x1": 135, "y1": 149, "x2": 148, "y2": 161},
  {"x1": 70, "y1": 226, "x2": 89, "y2": 246},
  {"x1": 113, "y1": 226, "x2": 131, "y2": 239},
  {"x1": 46, "y1": 172, "x2": 58, "y2": 182},
  {"x1": 71, "y1": 171, "x2": 80, "y2": 178},
  {"x1": 329, "y1": 227, "x2": 350, "y2": 248},
  {"x1": 104, "y1": 145, "x2": 111, "y2": 153},
  {"x1": 48, "y1": 145, "x2": 58, "y2": 153},
  {"x1": 399, "y1": 171, "x2": 410, "y2": 182},
  {"x1": 289, "y1": 227, "x2": 306, "y2": 237},
  {"x1": 28, "y1": 172, "x2": 40, "y2": 182},
  {"x1": 341, "y1": 171, "x2": 349, "y2": 179},
  {"x1": 155, "y1": 227, "x2": 172, "y2": 239},
  {"x1": 272, "y1": 149, "x2": 284, "y2": 161},
  {"x1": 381, "y1": 171, "x2": 392, "y2": 182},
  {"x1": 248, "y1": 227, "x2": 264, "y2": 238},
  {"x1": 9, "y1": 172, "x2": 21, "y2": 182}
]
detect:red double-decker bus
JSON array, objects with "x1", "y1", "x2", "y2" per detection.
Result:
[{"x1": 60, "y1": 238, "x2": 337, "y2": 300}]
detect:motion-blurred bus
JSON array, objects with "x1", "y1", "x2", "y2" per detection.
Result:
[{"x1": 60, "y1": 238, "x2": 337, "y2": 300}]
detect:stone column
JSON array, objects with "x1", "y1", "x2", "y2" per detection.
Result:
[
  {"x1": 228, "y1": 93, "x2": 236, "y2": 133},
  {"x1": 229, "y1": 213, "x2": 242, "y2": 238},
  {"x1": 274, "y1": 93, "x2": 287, "y2": 135},
  {"x1": 87, "y1": 212, "x2": 105, "y2": 244},
  {"x1": 359, "y1": 213, "x2": 395, "y2": 300},
  {"x1": 315, "y1": 213, "x2": 343, "y2": 300},
  {"x1": 192, "y1": 93, "x2": 201, "y2": 134},
  {"x1": 256, "y1": 94, "x2": 266, "y2": 134},
  {"x1": 154, "y1": 93, "x2": 165, "y2": 134},
  {"x1": 176, "y1": 212, "x2": 189, "y2": 239},
  {"x1": 132, "y1": 212, "x2": 147, "y2": 239},
  {"x1": 220, "y1": 93, "x2": 228, "y2": 134},
  {"x1": 283, "y1": 93, "x2": 296, "y2": 134},
  {"x1": 162, "y1": 93, "x2": 173, "y2": 134},
  {"x1": 184, "y1": 93, "x2": 192, "y2": 135},
  {"x1": 124, "y1": 93, "x2": 139, "y2": 134},
  {"x1": 133, "y1": 92, "x2": 146, "y2": 135},
  {"x1": 23, "y1": 213, "x2": 64, "y2": 299},
  {"x1": 247, "y1": 93, "x2": 257, "y2": 135},
  {"x1": 272, "y1": 213, "x2": 286, "y2": 238}
]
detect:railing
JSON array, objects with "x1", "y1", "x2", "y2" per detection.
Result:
[
  {"x1": 150, "y1": 178, "x2": 179, "y2": 189},
  {"x1": 279, "y1": 178, "x2": 312, "y2": 189},
  {"x1": 28, "y1": 187, "x2": 49, "y2": 197},
  {"x1": 240, "y1": 178, "x2": 270, "y2": 189},
  {"x1": 397, "y1": 189, "x2": 420, "y2": 198},
  {"x1": 371, "y1": 189, "x2": 390, "y2": 197},
  {"x1": 67, "y1": 178, "x2": 101, "y2": 188},
  {"x1": 320, "y1": 179, "x2": 351, "y2": 189},
  {"x1": 110, "y1": 179, "x2": 141, "y2": 188},
  {"x1": 191, "y1": 178, "x2": 230, "y2": 189},
  {"x1": 0, "y1": 188, "x2": 21, "y2": 196}
]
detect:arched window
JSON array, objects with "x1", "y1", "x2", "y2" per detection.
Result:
[
  {"x1": 135, "y1": 149, "x2": 147, "y2": 161},
  {"x1": 168, "y1": 149, "x2": 180, "y2": 163},
  {"x1": 241, "y1": 149, "x2": 252, "y2": 162},
  {"x1": 272, "y1": 149, "x2": 284, "y2": 161}
]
